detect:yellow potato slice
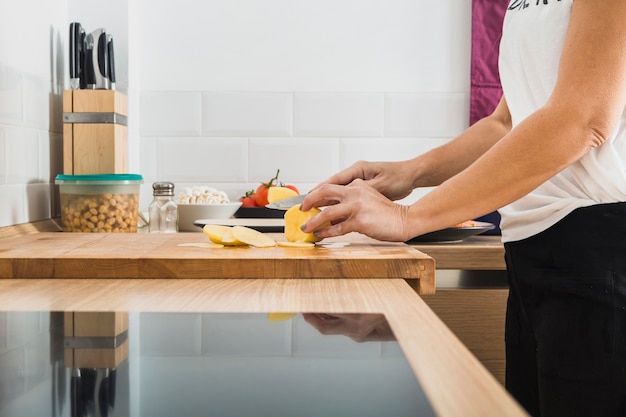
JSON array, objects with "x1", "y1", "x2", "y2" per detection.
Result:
[
  {"x1": 221, "y1": 227, "x2": 246, "y2": 246},
  {"x1": 284, "y1": 204, "x2": 326, "y2": 243},
  {"x1": 177, "y1": 242, "x2": 224, "y2": 249},
  {"x1": 267, "y1": 312, "x2": 296, "y2": 322},
  {"x1": 267, "y1": 186, "x2": 299, "y2": 204},
  {"x1": 277, "y1": 241, "x2": 315, "y2": 248},
  {"x1": 203, "y1": 224, "x2": 245, "y2": 246},
  {"x1": 202, "y1": 224, "x2": 231, "y2": 244},
  {"x1": 231, "y1": 226, "x2": 277, "y2": 248}
]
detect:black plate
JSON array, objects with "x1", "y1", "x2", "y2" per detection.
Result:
[
  {"x1": 406, "y1": 221, "x2": 496, "y2": 243},
  {"x1": 234, "y1": 206, "x2": 285, "y2": 219}
]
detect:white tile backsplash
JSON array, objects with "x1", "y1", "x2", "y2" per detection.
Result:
[
  {"x1": 248, "y1": 137, "x2": 339, "y2": 183},
  {"x1": 339, "y1": 137, "x2": 451, "y2": 167},
  {"x1": 385, "y1": 93, "x2": 469, "y2": 138},
  {"x1": 4, "y1": 127, "x2": 40, "y2": 185},
  {"x1": 22, "y1": 74, "x2": 52, "y2": 132},
  {"x1": 156, "y1": 137, "x2": 248, "y2": 182},
  {"x1": 0, "y1": 64, "x2": 22, "y2": 126},
  {"x1": 202, "y1": 92, "x2": 292, "y2": 137},
  {"x1": 294, "y1": 93, "x2": 384, "y2": 137},
  {"x1": 140, "y1": 92, "x2": 202, "y2": 136}
]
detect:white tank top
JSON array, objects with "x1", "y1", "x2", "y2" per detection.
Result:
[{"x1": 497, "y1": 0, "x2": 626, "y2": 242}]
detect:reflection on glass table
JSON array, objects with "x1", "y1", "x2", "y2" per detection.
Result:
[{"x1": 0, "y1": 311, "x2": 435, "y2": 417}]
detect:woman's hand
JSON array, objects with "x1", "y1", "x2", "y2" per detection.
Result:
[
  {"x1": 302, "y1": 313, "x2": 396, "y2": 343},
  {"x1": 300, "y1": 179, "x2": 411, "y2": 242},
  {"x1": 316, "y1": 160, "x2": 416, "y2": 201}
]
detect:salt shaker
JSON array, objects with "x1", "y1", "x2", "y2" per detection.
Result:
[{"x1": 148, "y1": 182, "x2": 178, "y2": 233}]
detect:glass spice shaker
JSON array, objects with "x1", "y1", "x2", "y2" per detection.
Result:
[{"x1": 148, "y1": 181, "x2": 178, "y2": 233}]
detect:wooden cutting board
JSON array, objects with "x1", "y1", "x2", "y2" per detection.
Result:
[{"x1": 0, "y1": 232, "x2": 435, "y2": 294}]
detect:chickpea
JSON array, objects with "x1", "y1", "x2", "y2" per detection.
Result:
[{"x1": 60, "y1": 192, "x2": 139, "y2": 233}]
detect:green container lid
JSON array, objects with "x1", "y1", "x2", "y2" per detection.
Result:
[{"x1": 55, "y1": 174, "x2": 143, "y2": 184}]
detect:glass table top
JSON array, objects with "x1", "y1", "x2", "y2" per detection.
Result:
[{"x1": 0, "y1": 311, "x2": 435, "y2": 417}]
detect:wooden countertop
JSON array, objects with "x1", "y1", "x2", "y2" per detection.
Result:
[
  {"x1": 0, "y1": 278, "x2": 527, "y2": 417},
  {"x1": 410, "y1": 235, "x2": 505, "y2": 270},
  {"x1": 0, "y1": 231, "x2": 435, "y2": 294}
]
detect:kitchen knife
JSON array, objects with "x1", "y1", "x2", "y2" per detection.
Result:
[
  {"x1": 106, "y1": 35, "x2": 116, "y2": 90},
  {"x1": 68, "y1": 22, "x2": 85, "y2": 89},
  {"x1": 265, "y1": 194, "x2": 307, "y2": 210},
  {"x1": 86, "y1": 28, "x2": 111, "y2": 89}
]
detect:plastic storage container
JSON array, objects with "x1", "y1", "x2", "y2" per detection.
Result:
[{"x1": 55, "y1": 174, "x2": 143, "y2": 233}]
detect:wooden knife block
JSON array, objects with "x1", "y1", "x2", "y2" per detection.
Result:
[
  {"x1": 64, "y1": 311, "x2": 129, "y2": 369},
  {"x1": 63, "y1": 90, "x2": 128, "y2": 174}
]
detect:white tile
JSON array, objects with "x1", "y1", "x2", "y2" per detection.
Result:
[
  {"x1": 248, "y1": 137, "x2": 339, "y2": 183},
  {"x1": 0, "y1": 185, "x2": 26, "y2": 227},
  {"x1": 339, "y1": 137, "x2": 450, "y2": 168},
  {"x1": 385, "y1": 93, "x2": 469, "y2": 137},
  {"x1": 0, "y1": 64, "x2": 22, "y2": 126},
  {"x1": 140, "y1": 313, "x2": 202, "y2": 356},
  {"x1": 156, "y1": 137, "x2": 247, "y2": 182},
  {"x1": 22, "y1": 73, "x2": 50, "y2": 131},
  {"x1": 202, "y1": 92, "x2": 292, "y2": 137},
  {"x1": 4, "y1": 127, "x2": 39, "y2": 184},
  {"x1": 140, "y1": 92, "x2": 202, "y2": 136},
  {"x1": 47, "y1": 132, "x2": 63, "y2": 182},
  {"x1": 201, "y1": 313, "x2": 292, "y2": 356},
  {"x1": 294, "y1": 93, "x2": 383, "y2": 137},
  {"x1": 139, "y1": 136, "x2": 158, "y2": 182},
  {"x1": 0, "y1": 126, "x2": 5, "y2": 184}
]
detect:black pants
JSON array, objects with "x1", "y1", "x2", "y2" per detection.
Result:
[{"x1": 504, "y1": 202, "x2": 626, "y2": 417}]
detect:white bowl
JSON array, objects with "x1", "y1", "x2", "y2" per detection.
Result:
[{"x1": 177, "y1": 202, "x2": 242, "y2": 232}]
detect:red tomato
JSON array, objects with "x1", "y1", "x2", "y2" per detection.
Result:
[
  {"x1": 284, "y1": 184, "x2": 299, "y2": 195},
  {"x1": 240, "y1": 196, "x2": 257, "y2": 207},
  {"x1": 254, "y1": 185, "x2": 271, "y2": 207}
]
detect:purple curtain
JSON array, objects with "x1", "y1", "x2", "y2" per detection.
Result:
[
  {"x1": 470, "y1": 0, "x2": 508, "y2": 233},
  {"x1": 470, "y1": 0, "x2": 508, "y2": 125}
]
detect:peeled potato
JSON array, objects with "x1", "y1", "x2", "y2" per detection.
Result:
[
  {"x1": 267, "y1": 186, "x2": 299, "y2": 204},
  {"x1": 232, "y1": 226, "x2": 277, "y2": 247},
  {"x1": 284, "y1": 204, "x2": 327, "y2": 243}
]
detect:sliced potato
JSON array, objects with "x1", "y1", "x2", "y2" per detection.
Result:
[
  {"x1": 177, "y1": 242, "x2": 224, "y2": 249},
  {"x1": 284, "y1": 204, "x2": 327, "y2": 243},
  {"x1": 267, "y1": 186, "x2": 299, "y2": 204},
  {"x1": 221, "y1": 227, "x2": 246, "y2": 246},
  {"x1": 232, "y1": 226, "x2": 277, "y2": 248},
  {"x1": 203, "y1": 224, "x2": 245, "y2": 246}
]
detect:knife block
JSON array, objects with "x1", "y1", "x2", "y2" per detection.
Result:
[
  {"x1": 64, "y1": 311, "x2": 129, "y2": 369},
  {"x1": 63, "y1": 90, "x2": 128, "y2": 174}
]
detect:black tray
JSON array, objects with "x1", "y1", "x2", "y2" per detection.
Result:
[{"x1": 406, "y1": 221, "x2": 495, "y2": 243}]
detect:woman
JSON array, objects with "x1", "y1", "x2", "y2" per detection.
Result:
[{"x1": 300, "y1": 1, "x2": 626, "y2": 416}]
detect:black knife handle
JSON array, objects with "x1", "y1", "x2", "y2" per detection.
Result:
[{"x1": 107, "y1": 36, "x2": 116, "y2": 84}]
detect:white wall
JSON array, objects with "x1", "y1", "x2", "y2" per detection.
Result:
[
  {"x1": 0, "y1": 0, "x2": 472, "y2": 227},
  {"x1": 0, "y1": 0, "x2": 68, "y2": 227}
]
